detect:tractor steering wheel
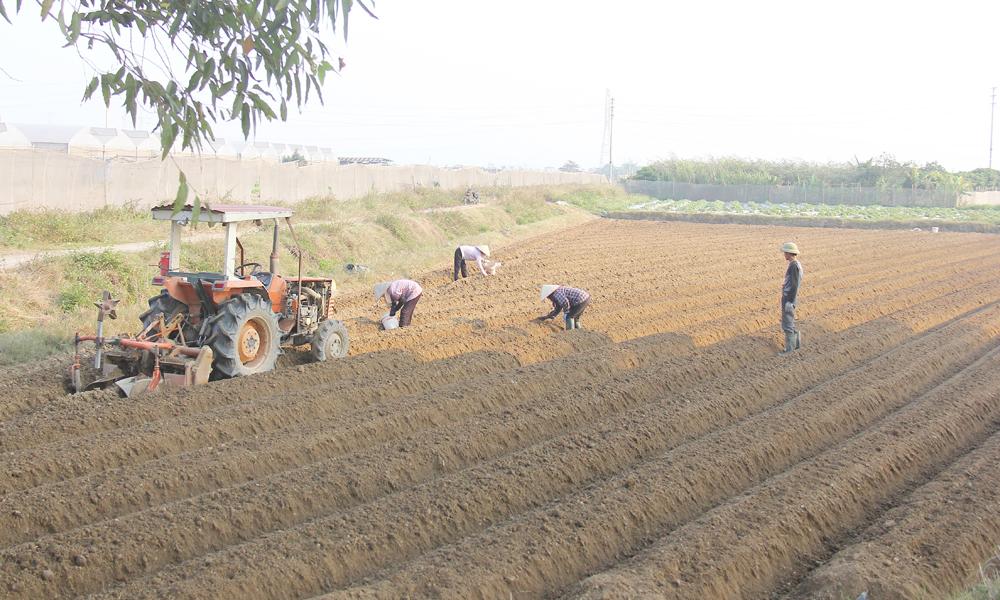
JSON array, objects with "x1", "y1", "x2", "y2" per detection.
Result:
[{"x1": 235, "y1": 262, "x2": 264, "y2": 278}]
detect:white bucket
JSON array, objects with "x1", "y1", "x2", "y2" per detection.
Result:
[
  {"x1": 483, "y1": 260, "x2": 501, "y2": 275},
  {"x1": 381, "y1": 314, "x2": 399, "y2": 330},
  {"x1": 930, "y1": 227, "x2": 939, "y2": 233}
]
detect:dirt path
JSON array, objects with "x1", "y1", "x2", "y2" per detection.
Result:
[{"x1": 2, "y1": 219, "x2": 1000, "y2": 599}]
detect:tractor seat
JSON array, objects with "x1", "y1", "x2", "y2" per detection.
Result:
[{"x1": 254, "y1": 272, "x2": 276, "y2": 289}]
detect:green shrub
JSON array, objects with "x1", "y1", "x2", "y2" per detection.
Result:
[{"x1": 53, "y1": 249, "x2": 148, "y2": 311}]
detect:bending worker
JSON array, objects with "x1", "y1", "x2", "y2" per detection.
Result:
[
  {"x1": 778, "y1": 242, "x2": 803, "y2": 355},
  {"x1": 537, "y1": 284, "x2": 590, "y2": 330},
  {"x1": 374, "y1": 279, "x2": 423, "y2": 327},
  {"x1": 454, "y1": 245, "x2": 491, "y2": 280}
]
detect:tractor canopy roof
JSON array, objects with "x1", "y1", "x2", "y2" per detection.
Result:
[{"x1": 151, "y1": 204, "x2": 294, "y2": 224}]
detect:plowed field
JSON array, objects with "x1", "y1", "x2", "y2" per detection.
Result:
[{"x1": 3, "y1": 218, "x2": 1000, "y2": 600}]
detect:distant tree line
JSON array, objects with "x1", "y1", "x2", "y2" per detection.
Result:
[{"x1": 632, "y1": 154, "x2": 1000, "y2": 193}]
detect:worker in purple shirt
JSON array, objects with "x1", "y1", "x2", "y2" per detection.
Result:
[
  {"x1": 374, "y1": 279, "x2": 423, "y2": 327},
  {"x1": 778, "y1": 242, "x2": 803, "y2": 355},
  {"x1": 537, "y1": 285, "x2": 590, "y2": 331},
  {"x1": 454, "y1": 245, "x2": 491, "y2": 280}
]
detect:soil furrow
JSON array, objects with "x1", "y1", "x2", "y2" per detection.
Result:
[
  {"x1": 2, "y1": 220, "x2": 999, "y2": 600},
  {"x1": 567, "y1": 335, "x2": 1000, "y2": 600},
  {"x1": 325, "y1": 305, "x2": 1000, "y2": 600},
  {"x1": 785, "y1": 429, "x2": 1000, "y2": 600},
  {"x1": 0, "y1": 332, "x2": 755, "y2": 596},
  {"x1": 70, "y1": 304, "x2": 1000, "y2": 600},
  {"x1": 3, "y1": 259, "x2": 996, "y2": 547},
  {"x1": 0, "y1": 332, "x2": 688, "y2": 546},
  {"x1": 0, "y1": 350, "x2": 421, "y2": 451},
  {"x1": 0, "y1": 349, "x2": 529, "y2": 492}
]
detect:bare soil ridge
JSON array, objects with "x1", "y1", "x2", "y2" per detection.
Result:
[{"x1": 2, "y1": 220, "x2": 999, "y2": 600}]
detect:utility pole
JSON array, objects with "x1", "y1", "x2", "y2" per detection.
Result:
[
  {"x1": 600, "y1": 89, "x2": 612, "y2": 170},
  {"x1": 990, "y1": 87, "x2": 996, "y2": 169},
  {"x1": 609, "y1": 98, "x2": 614, "y2": 182}
]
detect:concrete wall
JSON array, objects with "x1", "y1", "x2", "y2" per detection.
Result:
[
  {"x1": 0, "y1": 148, "x2": 607, "y2": 214},
  {"x1": 958, "y1": 191, "x2": 1000, "y2": 206}
]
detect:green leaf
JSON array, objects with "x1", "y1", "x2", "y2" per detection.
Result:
[
  {"x1": 0, "y1": 1, "x2": 10, "y2": 25},
  {"x1": 39, "y1": 0, "x2": 53, "y2": 21},
  {"x1": 173, "y1": 172, "x2": 189, "y2": 214},
  {"x1": 216, "y1": 80, "x2": 234, "y2": 98},
  {"x1": 340, "y1": 0, "x2": 352, "y2": 41},
  {"x1": 355, "y1": 0, "x2": 377, "y2": 19},
  {"x1": 82, "y1": 76, "x2": 99, "y2": 101},
  {"x1": 190, "y1": 197, "x2": 202, "y2": 229},
  {"x1": 100, "y1": 75, "x2": 112, "y2": 107},
  {"x1": 124, "y1": 75, "x2": 137, "y2": 121},
  {"x1": 241, "y1": 104, "x2": 250, "y2": 137},
  {"x1": 161, "y1": 122, "x2": 176, "y2": 158},
  {"x1": 67, "y1": 11, "x2": 81, "y2": 44}
]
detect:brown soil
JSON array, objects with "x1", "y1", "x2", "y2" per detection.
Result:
[{"x1": 3, "y1": 218, "x2": 1000, "y2": 600}]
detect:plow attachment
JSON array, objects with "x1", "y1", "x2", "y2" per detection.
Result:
[{"x1": 72, "y1": 291, "x2": 215, "y2": 397}]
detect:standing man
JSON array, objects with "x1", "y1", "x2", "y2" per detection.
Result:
[
  {"x1": 453, "y1": 245, "x2": 491, "y2": 280},
  {"x1": 779, "y1": 242, "x2": 803, "y2": 355},
  {"x1": 537, "y1": 284, "x2": 591, "y2": 331},
  {"x1": 374, "y1": 279, "x2": 423, "y2": 327}
]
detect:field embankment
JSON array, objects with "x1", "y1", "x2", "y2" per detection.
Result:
[{"x1": 0, "y1": 183, "x2": 625, "y2": 365}]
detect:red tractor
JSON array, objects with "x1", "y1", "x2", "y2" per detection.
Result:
[{"x1": 73, "y1": 204, "x2": 349, "y2": 396}]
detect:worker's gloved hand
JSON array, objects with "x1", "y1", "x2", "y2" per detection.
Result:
[
  {"x1": 389, "y1": 311, "x2": 396, "y2": 318},
  {"x1": 783, "y1": 302, "x2": 794, "y2": 313}
]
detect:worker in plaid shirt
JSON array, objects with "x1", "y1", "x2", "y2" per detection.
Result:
[{"x1": 537, "y1": 285, "x2": 591, "y2": 330}]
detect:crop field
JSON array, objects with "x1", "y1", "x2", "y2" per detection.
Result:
[
  {"x1": 2, "y1": 217, "x2": 1000, "y2": 600},
  {"x1": 632, "y1": 197, "x2": 1000, "y2": 224}
]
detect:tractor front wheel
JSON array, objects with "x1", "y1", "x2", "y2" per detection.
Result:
[
  {"x1": 312, "y1": 319, "x2": 350, "y2": 362},
  {"x1": 210, "y1": 294, "x2": 281, "y2": 378}
]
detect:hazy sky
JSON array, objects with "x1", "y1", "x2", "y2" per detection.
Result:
[{"x1": 1, "y1": 0, "x2": 998, "y2": 171}]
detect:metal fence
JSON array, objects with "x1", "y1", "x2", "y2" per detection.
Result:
[{"x1": 620, "y1": 179, "x2": 959, "y2": 208}]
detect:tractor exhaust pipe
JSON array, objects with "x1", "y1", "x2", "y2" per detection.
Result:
[{"x1": 270, "y1": 219, "x2": 280, "y2": 275}]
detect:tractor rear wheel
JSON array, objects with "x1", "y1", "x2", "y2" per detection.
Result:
[
  {"x1": 312, "y1": 319, "x2": 350, "y2": 362},
  {"x1": 210, "y1": 294, "x2": 280, "y2": 378},
  {"x1": 139, "y1": 291, "x2": 185, "y2": 336}
]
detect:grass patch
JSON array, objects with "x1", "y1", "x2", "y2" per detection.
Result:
[
  {"x1": 550, "y1": 183, "x2": 636, "y2": 214},
  {"x1": 0, "y1": 327, "x2": 71, "y2": 366},
  {"x1": 375, "y1": 214, "x2": 415, "y2": 245},
  {"x1": 0, "y1": 202, "x2": 166, "y2": 252},
  {"x1": 54, "y1": 249, "x2": 148, "y2": 309},
  {"x1": 951, "y1": 547, "x2": 1000, "y2": 600},
  {"x1": 493, "y1": 187, "x2": 560, "y2": 225}
]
